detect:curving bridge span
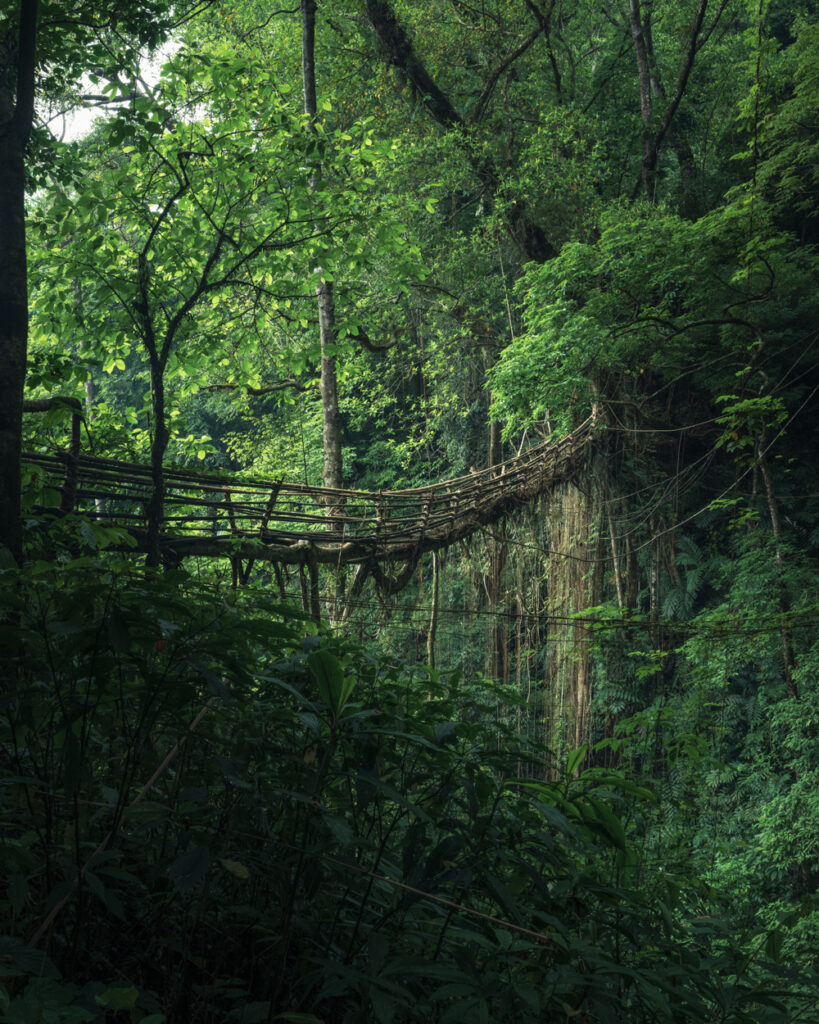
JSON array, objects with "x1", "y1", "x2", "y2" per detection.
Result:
[{"x1": 22, "y1": 412, "x2": 601, "y2": 594}]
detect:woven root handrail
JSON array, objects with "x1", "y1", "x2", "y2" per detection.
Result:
[{"x1": 22, "y1": 415, "x2": 602, "y2": 568}]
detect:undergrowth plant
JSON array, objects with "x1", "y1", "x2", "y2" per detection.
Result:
[{"x1": 1, "y1": 546, "x2": 816, "y2": 1023}]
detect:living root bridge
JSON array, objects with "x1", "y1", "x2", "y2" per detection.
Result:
[{"x1": 22, "y1": 414, "x2": 601, "y2": 575}]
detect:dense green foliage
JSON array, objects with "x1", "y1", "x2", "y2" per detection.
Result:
[
  {"x1": 2, "y1": 545, "x2": 816, "y2": 1023},
  {"x1": 3, "y1": 0, "x2": 819, "y2": 1020}
]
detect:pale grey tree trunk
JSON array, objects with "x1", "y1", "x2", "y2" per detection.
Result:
[{"x1": 301, "y1": 0, "x2": 343, "y2": 496}]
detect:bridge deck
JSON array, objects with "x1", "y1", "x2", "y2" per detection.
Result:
[{"x1": 22, "y1": 415, "x2": 598, "y2": 567}]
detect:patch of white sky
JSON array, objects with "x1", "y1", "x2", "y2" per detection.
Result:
[{"x1": 43, "y1": 39, "x2": 180, "y2": 143}]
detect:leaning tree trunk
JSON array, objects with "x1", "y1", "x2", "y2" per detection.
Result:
[{"x1": 0, "y1": 0, "x2": 37, "y2": 564}]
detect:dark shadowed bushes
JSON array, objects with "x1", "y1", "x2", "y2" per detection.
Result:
[{"x1": 1, "y1": 547, "x2": 815, "y2": 1023}]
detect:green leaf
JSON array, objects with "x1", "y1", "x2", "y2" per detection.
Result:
[
  {"x1": 370, "y1": 986, "x2": 396, "y2": 1024},
  {"x1": 79, "y1": 520, "x2": 97, "y2": 550},
  {"x1": 307, "y1": 649, "x2": 355, "y2": 716},
  {"x1": 96, "y1": 986, "x2": 139, "y2": 1010},
  {"x1": 84, "y1": 870, "x2": 127, "y2": 921},
  {"x1": 219, "y1": 858, "x2": 250, "y2": 880},
  {"x1": 167, "y1": 847, "x2": 211, "y2": 893},
  {"x1": 566, "y1": 744, "x2": 588, "y2": 777},
  {"x1": 0, "y1": 937, "x2": 61, "y2": 980},
  {"x1": 583, "y1": 797, "x2": 627, "y2": 851},
  {"x1": 0, "y1": 546, "x2": 17, "y2": 570},
  {"x1": 7, "y1": 876, "x2": 27, "y2": 916},
  {"x1": 234, "y1": 1003, "x2": 272, "y2": 1023}
]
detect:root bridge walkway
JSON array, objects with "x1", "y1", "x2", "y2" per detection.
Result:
[{"x1": 23, "y1": 413, "x2": 599, "y2": 587}]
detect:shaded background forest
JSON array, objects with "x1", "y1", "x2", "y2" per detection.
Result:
[{"x1": 2, "y1": 0, "x2": 819, "y2": 1021}]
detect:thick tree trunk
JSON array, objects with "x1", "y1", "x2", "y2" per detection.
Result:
[
  {"x1": 0, "y1": 0, "x2": 38, "y2": 563},
  {"x1": 300, "y1": 0, "x2": 317, "y2": 116},
  {"x1": 0, "y1": 129, "x2": 28, "y2": 563}
]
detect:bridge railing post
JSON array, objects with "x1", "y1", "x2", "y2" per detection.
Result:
[{"x1": 22, "y1": 397, "x2": 83, "y2": 515}]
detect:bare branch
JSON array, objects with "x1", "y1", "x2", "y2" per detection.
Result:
[
  {"x1": 470, "y1": 25, "x2": 543, "y2": 123},
  {"x1": 654, "y1": 0, "x2": 709, "y2": 155},
  {"x1": 200, "y1": 379, "x2": 313, "y2": 396},
  {"x1": 347, "y1": 326, "x2": 394, "y2": 353},
  {"x1": 521, "y1": 0, "x2": 561, "y2": 101},
  {"x1": 697, "y1": 0, "x2": 731, "y2": 51}
]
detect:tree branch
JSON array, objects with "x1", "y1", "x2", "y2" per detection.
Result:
[
  {"x1": 521, "y1": 0, "x2": 561, "y2": 101},
  {"x1": 363, "y1": 0, "x2": 555, "y2": 261},
  {"x1": 365, "y1": 0, "x2": 463, "y2": 128},
  {"x1": 697, "y1": 0, "x2": 731, "y2": 52},
  {"x1": 347, "y1": 326, "x2": 394, "y2": 353},
  {"x1": 654, "y1": 0, "x2": 709, "y2": 155},
  {"x1": 200, "y1": 379, "x2": 313, "y2": 396},
  {"x1": 470, "y1": 25, "x2": 543, "y2": 123},
  {"x1": 158, "y1": 231, "x2": 224, "y2": 365}
]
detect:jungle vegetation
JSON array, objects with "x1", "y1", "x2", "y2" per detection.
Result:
[{"x1": 1, "y1": 0, "x2": 818, "y2": 1021}]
